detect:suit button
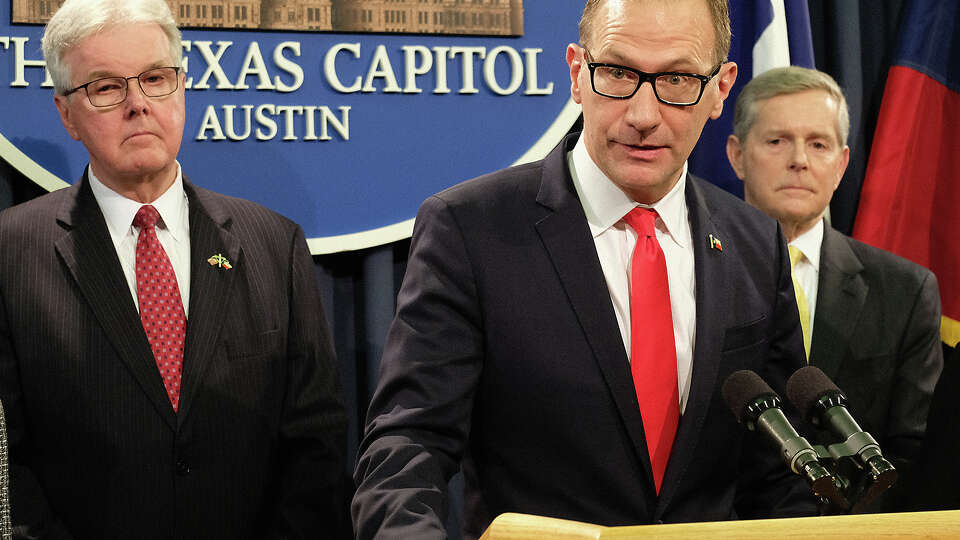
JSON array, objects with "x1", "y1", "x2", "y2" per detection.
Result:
[{"x1": 176, "y1": 459, "x2": 191, "y2": 476}]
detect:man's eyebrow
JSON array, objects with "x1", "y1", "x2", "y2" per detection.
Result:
[
  {"x1": 80, "y1": 70, "x2": 119, "y2": 81},
  {"x1": 758, "y1": 127, "x2": 837, "y2": 140},
  {"x1": 80, "y1": 62, "x2": 171, "y2": 81},
  {"x1": 591, "y1": 51, "x2": 703, "y2": 73},
  {"x1": 806, "y1": 130, "x2": 842, "y2": 144}
]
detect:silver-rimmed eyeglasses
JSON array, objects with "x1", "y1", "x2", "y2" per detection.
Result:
[
  {"x1": 63, "y1": 66, "x2": 181, "y2": 107},
  {"x1": 584, "y1": 50, "x2": 721, "y2": 106}
]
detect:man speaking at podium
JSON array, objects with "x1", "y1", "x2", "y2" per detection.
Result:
[
  {"x1": 0, "y1": 0, "x2": 347, "y2": 537},
  {"x1": 353, "y1": 0, "x2": 817, "y2": 537}
]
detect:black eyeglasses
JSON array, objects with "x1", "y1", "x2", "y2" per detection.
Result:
[
  {"x1": 584, "y1": 50, "x2": 721, "y2": 106},
  {"x1": 63, "y1": 66, "x2": 181, "y2": 107}
]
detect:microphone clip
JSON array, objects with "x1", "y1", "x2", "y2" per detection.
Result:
[
  {"x1": 803, "y1": 383, "x2": 898, "y2": 513},
  {"x1": 811, "y1": 436, "x2": 897, "y2": 514}
]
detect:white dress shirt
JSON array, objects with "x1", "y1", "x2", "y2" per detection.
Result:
[
  {"x1": 89, "y1": 163, "x2": 192, "y2": 317},
  {"x1": 788, "y1": 219, "x2": 824, "y2": 336},
  {"x1": 568, "y1": 136, "x2": 697, "y2": 413}
]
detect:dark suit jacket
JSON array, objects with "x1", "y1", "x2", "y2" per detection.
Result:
[
  {"x1": 0, "y1": 173, "x2": 347, "y2": 539},
  {"x1": 807, "y1": 224, "x2": 943, "y2": 511},
  {"x1": 907, "y1": 343, "x2": 960, "y2": 511},
  {"x1": 352, "y1": 134, "x2": 815, "y2": 539}
]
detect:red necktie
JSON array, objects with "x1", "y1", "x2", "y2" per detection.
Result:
[
  {"x1": 134, "y1": 205, "x2": 186, "y2": 411},
  {"x1": 622, "y1": 207, "x2": 679, "y2": 494}
]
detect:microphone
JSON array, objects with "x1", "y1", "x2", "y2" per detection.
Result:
[
  {"x1": 786, "y1": 365, "x2": 897, "y2": 509},
  {"x1": 722, "y1": 370, "x2": 843, "y2": 506}
]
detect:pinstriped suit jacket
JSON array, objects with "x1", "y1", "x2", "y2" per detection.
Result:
[{"x1": 0, "y1": 173, "x2": 346, "y2": 539}]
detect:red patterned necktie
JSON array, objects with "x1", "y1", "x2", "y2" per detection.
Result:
[
  {"x1": 133, "y1": 205, "x2": 186, "y2": 412},
  {"x1": 622, "y1": 207, "x2": 679, "y2": 494}
]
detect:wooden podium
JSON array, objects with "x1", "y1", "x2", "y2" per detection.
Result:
[{"x1": 480, "y1": 510, "x2": 960, "y2": 539}]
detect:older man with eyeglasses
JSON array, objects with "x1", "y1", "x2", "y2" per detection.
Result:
[
  {"x1": 352, "y1": 0, "x2": 817, "y2": 538},
  {"x1": 0, "y1": 0, "x2": 347, "y2": 538}
]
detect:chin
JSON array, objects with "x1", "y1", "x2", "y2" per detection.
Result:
[
  {"x1": 125, "y1": 159, "x2": 175, "y2": 178},
  {"x1": 128, "y1": 151, "x2": 173, "y2": 169}
]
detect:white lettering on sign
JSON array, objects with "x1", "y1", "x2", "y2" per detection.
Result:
[
  {"x1": 196, "y1": 104, "x2": 350, "y2": 142},
  {"x1": 322, "y1": 42, "x2": 555, "y2": 97},
  {"x1": 273, "y1": 41, "x2": 304, "y2": 93},
  {"x1": 184, "y1": 40, "x2": 303, "y2": 92},
  {"x1": 401, "y1": 45, "x2": 432, "y2": 94},
  {"x1": 484, "y1": 46, "x2": 522, "y2": 96},
  {"x1": 234, "y1": 42, "x2": 275, "y2": 90},
  {"x1": 362, "y1": 45, "x2": 402, "y2": 93},
  {"x1": 186, "y1": 40, "x2": 236, "y2": 90},
  {"x1": 1, "y1": 38, "x2": 556, "y2": 97},
  {"x1": 1, "y1": 37, "x2": 54, "y2": 88},
  {"x1": 523, "y1": 48, "x2": 554, "y2": 96},
  {"x1": 323, "y1": 43, "x2": 362, "y2": 93}
]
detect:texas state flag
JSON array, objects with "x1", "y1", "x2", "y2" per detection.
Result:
[
  {"x1": 852, "y1": 0, "x2": 960, "y2": 346},
  {"x1": 689, "y1": 0, "x2": 815, "y2": 197}
]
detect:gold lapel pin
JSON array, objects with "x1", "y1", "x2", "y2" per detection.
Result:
[
  {"x1": 207, "y1": 253, "x2": 232, "y2": 269},
  {"x1": 708, "y1": 234, "x2": 723, "y2": 252}
]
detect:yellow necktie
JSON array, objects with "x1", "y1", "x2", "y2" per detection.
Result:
[{"x1": 788, "y1": 246, "x2": 811, "y2": 361}]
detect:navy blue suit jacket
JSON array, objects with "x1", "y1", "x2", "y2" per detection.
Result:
[{"x1": 353, "y1": 134, "x2": 815, "y2": 539}]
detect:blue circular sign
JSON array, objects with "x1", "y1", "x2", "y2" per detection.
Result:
[{"x1": 1, "y1": 1, "x2": 582, "y2": 252}]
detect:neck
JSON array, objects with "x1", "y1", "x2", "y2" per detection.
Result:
[
  {"x1": 93, "y1": 164, "x2": 177, "y2": 204},
  {"x1": 781, "y1": 217, "x2": 820, "y2": 243},
  {"x1": 623, "y1": 172, "x2": 683, "y2": 206}
]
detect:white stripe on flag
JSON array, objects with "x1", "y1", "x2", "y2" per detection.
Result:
[{"x1": 753, "y1": 0, "x2": 791, "y2": 75}]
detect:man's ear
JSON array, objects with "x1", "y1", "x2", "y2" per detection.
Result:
[
  {"x1": 54, "y1": 95, "x2": 81, "y2": 141},
  {"x1": 726, "y1": 134, "x2": 746, "y2": 180},
  {"x1": 833, "y1": 145, "x2": 851, "y2": 191},
  {"x1": 709, "y1": 62, "x2": 738, "y2": 120},
  {"x1": 566, "y1": 43, "x2": 584, "y2": 105}
]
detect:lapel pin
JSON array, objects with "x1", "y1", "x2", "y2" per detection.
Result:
[
  {"x1": 708, "y1": 234, "x2": 723, "y2": 252},
  {"x1": 207, "y1": 253, "x2": 232, "y2": 270}
]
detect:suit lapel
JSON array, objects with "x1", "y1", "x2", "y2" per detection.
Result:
[
  {"x1": 810, "y1": 225, "x2": 866, "y2": 380},
  {"x1": 533, "y1": 136, "x2": 658, "y2": 495},
  {"x1": 176, "y1": 180, "x2": 241, "y2": 427},
  {"x1": 54, "y1": 175, "x2": 177, "y2": 428},
  {"x1": 655, "y1": 176, "x2": 729, "y2": 512}
]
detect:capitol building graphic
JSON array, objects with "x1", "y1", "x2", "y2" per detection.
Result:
[{"x1": 14, "y1": 0, "x2": 524, "y2": 36}]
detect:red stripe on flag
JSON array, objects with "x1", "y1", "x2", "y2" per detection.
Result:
[{"x1": 853, "y1": 66, "x2": 960, "y2": 322}]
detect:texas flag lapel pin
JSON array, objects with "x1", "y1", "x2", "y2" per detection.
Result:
[
  {"x1": 708, "y1": 234, "x2": 723, "y2": 252},
  {"x1": 207, "y1": 253, "x2": 232, "y2": 270}
]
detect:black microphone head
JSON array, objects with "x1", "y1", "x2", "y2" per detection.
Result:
[
  {"x1": 722, "y1": 370, "x2": 776, "y2": 424},
  {"x1": 786, "y1": 365, "x2": 842, "y2": 422}
]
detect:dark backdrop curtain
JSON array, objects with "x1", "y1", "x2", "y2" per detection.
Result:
[
  {"x1": 808, "y1": 0, "x2": 907, "y2": 235},
  {"x1": 0, "y1": 3, "x2": 954, "y2": 536}
]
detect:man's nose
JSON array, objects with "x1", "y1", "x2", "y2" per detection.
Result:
[
  {"x1": 623, "y1": 81, "x2": 663, "y2": 133},
  {"x1": 789, "y1": 143, "x2": 809, "y2": 170},
  {"x1": 124, "y1": 78, "x2": 150, "y2": 114}
]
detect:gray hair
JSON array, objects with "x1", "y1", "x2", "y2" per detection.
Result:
[
  {"x1": 41, "y1": 0, "x2": 181, "y2": 94},
  {"x1": 733, "y1": 66, "x2": 850, "y2": 144}
]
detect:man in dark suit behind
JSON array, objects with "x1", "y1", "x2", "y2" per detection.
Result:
[
  {"x1": 0, "y1": 0, "x2": 346, "y2": 537},
  {"x1": 726, "y1": 66, "x2": 943, "y2": 512},
  {"x1": 353, "y1": 1, "x2": 817, "y2": 538}
]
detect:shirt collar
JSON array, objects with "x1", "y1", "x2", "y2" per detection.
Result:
[
  {"x1": 788, "y1": 219, "x2": 824, "y2": 270},
  {"x1": 568, "y1": 134, "x2": 689, "y2": 247},
  {"x1": 88, "y1": 162, "x2": 188, "y2": 242}
]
